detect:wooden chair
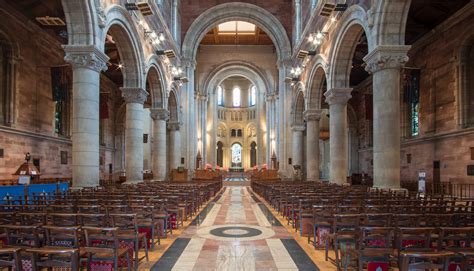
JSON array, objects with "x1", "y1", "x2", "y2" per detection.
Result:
[
  {"x1": 109, "y1": 213, "x2": 149, "y2": 270},
  {"x1": 81, "y1": 226, "x2": 131, "y2": 271},
  {"x1": 27, "y1": 247, "x2": 80, "y2": 271},
  {"x1": 439, "y1": 227, "x2": 474, "y2": 271},
  {"x1": 0, "y1": 247, "x2": 22, "y2": 271},
  {"x1": 344, "y1": 227, "x2": 396, "y2": 271},
  {"x1": 397, "y1": 227, "x2": 454, "y2": 271},
  {"x1": 325, "y1": 214, "x2": 362, "y2": 271},
  {"x1": 131, "y1": 204, "x2": 160, "y2": 250}
]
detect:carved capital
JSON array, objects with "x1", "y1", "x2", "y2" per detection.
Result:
[
  {"x1": 168, "y1": 121, "x2": 180, "y2": 131},
  {"x1": 121, "y1": 87, "x2": 148, "y2": 104},
  {"x1": 150, "y1": 108, "x2": 169, "y2": 121},
  {"x1": 304, "y1": 109, "x2": 323, "y2": 121},
  {"x1": 324, "y1": 88, "x2": 352, "y2": 105},
  {"x1": 291, "y1": 125, "x2": 305, "y2": 132},
  {"x1": 63, "y1": 45, "x2": 109, "y2": 72},
  {"x1": 363, "y1": 45, "x2": 411, "y2": 73}
]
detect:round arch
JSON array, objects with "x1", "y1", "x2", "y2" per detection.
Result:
[
  {"x1": 182, "y1": 2, "x2": 291, "y2": 62},
  {"x1": 372, "y1": 0, "x2": 412, "y2": 46},
  {"x1": 145, "y1": 65, "x2": 164, "y2": 109},
  {"x1": 328, "y1": 5, "x2": 372, "y2": 89},
  {"x1": 306, "y1": 56, "x2": 329, "y2": 110},
  {"x1": 62, "y1": 0, "x2": 98, "y2": 45},
  {"x1": 167, "y1": 89, "x2": 179, "y2": 123},
  {"x1": 292, "y1": 90, "x2": 306, "y2": 126},
  {"x1": 203, "y1": 61, "x2": 272, "y2": 97},
  {"x1": 102, "y1": 5, "x2": 145, "y2": 88}
]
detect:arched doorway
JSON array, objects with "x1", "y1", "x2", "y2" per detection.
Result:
[
  {"x1": 216, "y1": 141, "x2": 224, "y2": 167},
  {"x1": 231, "y1": 143, "x2": 242, "y2": 168},
  {"x1": 250, "y1": 142, "x2": 257, "y2": 167}
]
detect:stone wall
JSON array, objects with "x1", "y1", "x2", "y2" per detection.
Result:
[
  {"x1": 348, "y1": 6, "x2": 474, "y2": 184},
  {"x1": 0, "y1": 5, "x2": 119, "y2": 180}
]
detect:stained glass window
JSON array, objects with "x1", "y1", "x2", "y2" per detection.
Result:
[
  {"x1": 231, "y1": 143, "x2": 242, "y2": 164},
  {"x1": 232, "y1": 87, "x2": 241, "y2": 107},
  {"x1": 412, "y1": 103, "x2": 419, "y2": 136}
]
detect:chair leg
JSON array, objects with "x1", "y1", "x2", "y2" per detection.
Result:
[
  {"x1": 143, "y1": 236, "x2": 149, "y2": 261},
  {"x1": 13, "y1": 252, "x2": 21, "y2": 271},
  {"x1": 334, "y1": 241, "x2": 340, "y2": 271},
  {"x1": 126, "y1": 252, "x2": 131, "y2": 271}
]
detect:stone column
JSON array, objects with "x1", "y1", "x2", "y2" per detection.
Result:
[
  {"x1": 294, "y1": 0, "x2": 302, "y2": 43},
  {"x1": 171, "y1": 0, "x2": 180, "y2": 43},
  {"x1": 150, "y1": 108, "x2": 169, "y2": 181},
  {"x1": 168, "y1": 121, "x2": 181, "y2": 169},
  {"x1": 305, "y1": 109, "x2": 322, "y2": 181},
  {"x1": 324, "y1": 88, "x2": 352, "y2": 184},
  {"x1": 121, "y1": 87, "x2": 148, "y2": 183},
  {"x1": 63, "y1": 45, "x2": 108, "y2": 187},
  {"x1": 291, "y1": 125, "x2": 305, "y2": 167},
  {"x1": 364, "y1": 45, "x2": 410, "y2": 189}
]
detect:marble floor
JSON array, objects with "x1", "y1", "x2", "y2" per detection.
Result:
[{"x1": 146, "y1": 186, "x2": 325, "y2": 271}]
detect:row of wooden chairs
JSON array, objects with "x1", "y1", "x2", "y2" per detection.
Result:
[{"x1": 252, "y1": 181, "x2": 474, "y2": 271}]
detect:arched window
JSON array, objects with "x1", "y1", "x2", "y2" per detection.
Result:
[
  {"x1": 459, "y1": 37, "x2": 474, "y2": 127},
  {"x1": 232, "y1": 87, "x2": 241, "y2": 107},
  {"x1": 217, "y1": 86, "x2": 223, "y2": 106},
  {"x1": 249, "y1": 86, "x2": 256, "y2": 106},
  {"x1": 231, "y1": 143, "x2": 242, "y2": 167}
]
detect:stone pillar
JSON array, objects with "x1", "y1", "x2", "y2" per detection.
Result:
[
  {"x1": 63, "y1": 45, "x2": 108, "y2": 187},
  {"x1": 364, "y1": 45, "x2": 410, "y2": 189},
  {"x1": 277, "y1": 60, "x2": 291, "y2": 176},
  {"x1": 150, "y1": 108, "x2": 169, "y2": 181},
  {"x1": 291, "y1": 125, "x2": 305, "y2": 167},
  {"x1": 121, "y1": 87, "x2": 148, "y2": 183},
  {"x1": 294, "y1": 0, "x2": 302, "y2": 43},
  {"x1": 169, "y1": 122, "x2": 181, "y2": 169},
  {"x1": 324, "y1": 88, "x2": 352, "y2": 184},
  {"x1": 171, "y1": 0, "x2": 180, "y2": 43},
  {"x1": 305, "y1": 109, "x2": 322, "y2": 181}
]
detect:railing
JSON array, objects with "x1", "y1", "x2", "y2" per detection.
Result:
[{"x1": 401, "y1": 181, "x2": 474, "y2": 199}]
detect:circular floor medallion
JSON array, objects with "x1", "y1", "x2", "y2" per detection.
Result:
[
  {"x1": 196, "y1": 224, "x2": 275, "y2": 241},
  {"x1": 210, "y1": 226, "x2": 262, "y2": 238}
]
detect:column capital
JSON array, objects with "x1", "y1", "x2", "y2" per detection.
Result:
[
  {"x1": 266, "y1": 94, "x2": 276, "y2": 102},
  {"x1": 304, "y1": 109, "x2": 323, "y2": 121},
  {"x1": 324, "y1": 88, "x2": 352, "y2": 105},
  {"x1": 63, "y1": 45, "x2": 109, "y2": 72},
  {"x1": 363, "y1": 45, "x2": 411, "y2": 73},
  {"x1": 150, "y1": 108, "x2": 169, "y2": 121},
  {"x1": 168, "y1": 121, "x2": 180, "y2": 131},
  {"x1": 121, "y1": 87, "x2": 148, "y2": 104},
  {"x1": 291, "y1": 125, "x2": 305, "y2": 132}
]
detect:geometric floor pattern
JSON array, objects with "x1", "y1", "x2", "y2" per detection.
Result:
[{"x1": 151, "y1": 186, "x2": 320, "y2": 271}]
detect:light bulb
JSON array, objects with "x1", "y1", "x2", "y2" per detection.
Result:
[
  {"x1": 159, "y1": 32, "x2": 165, "y2": 41},
  {"x1": 316, "y1": 32, "x2": 323, "y2": 39},
  {"x1": 313, "y1": 39, "x2": 321, "y2": 45},
  {"x1": 177, "y1": 68, "x2": 182, "y2": 74},
  {"x1": 150, "y1": 32, "x2": 157, "y2": 39},
  {"x1": 308, "y1": 34, "x2": 314, "y2": 42},
  {"x1": 331, "y1": 17, "x2": 337, "y2": 23}
]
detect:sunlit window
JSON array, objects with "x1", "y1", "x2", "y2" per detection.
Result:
[
  {"x1": 217, "y1": 86, "x2": 223, "y2": 106},
  {"x1": 218, "y1": 21, "x2": 256, "y2": 35},
  {"x1": 249, "y1": 86, "x2": 256, "y2": 106},
  {"x1": 232, "y1": 87, "x2": 241, "y2": 107},
  {"x1": 231, "y1": 143, "x2": 242, "y2": 165}
]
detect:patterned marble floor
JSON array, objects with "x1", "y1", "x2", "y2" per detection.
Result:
[{"x1": 150, "y1": 186, "x2": 320, "y2": 271}]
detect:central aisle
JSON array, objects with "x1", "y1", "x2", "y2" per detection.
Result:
[{"x1": 151, "y1": 186, "x2": 319, "y2": 271}]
